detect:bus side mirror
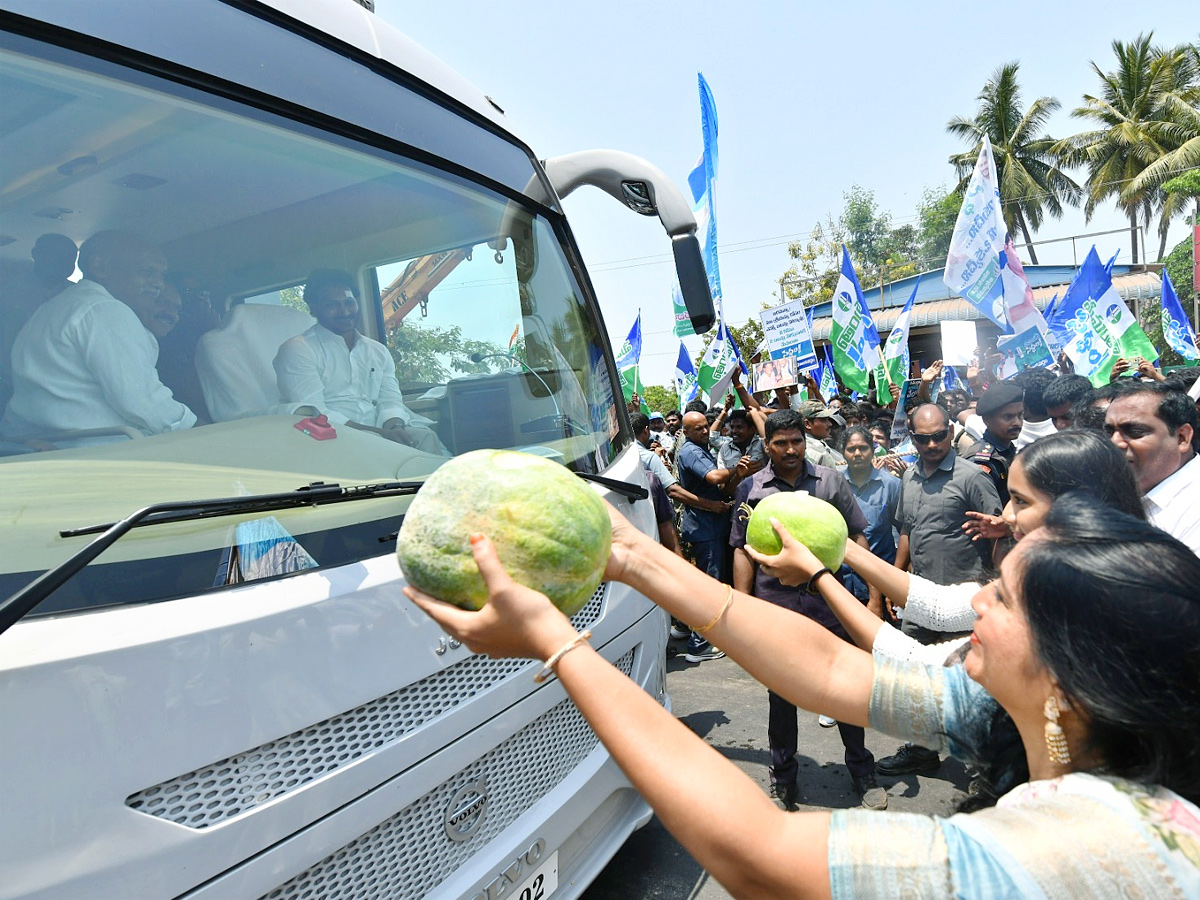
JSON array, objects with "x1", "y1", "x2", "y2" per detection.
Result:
[
  {"x1": 671, "y1": 233, "x2": 715, "y2": 333},
  {"x1": 529, "y1": 149, "x2": 717, "y2": 335}
]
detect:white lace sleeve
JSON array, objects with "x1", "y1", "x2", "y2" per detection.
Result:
[
  {"x1": 871, "y1": 623, "x2": 970, "y2": 666},
  {"x1": 903, "y1": 575, "x2": 980, "y2": 633}
]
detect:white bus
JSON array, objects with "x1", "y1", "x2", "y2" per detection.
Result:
[{"x1": 0, "y1": 1, "x2": 715, "y2": 898}]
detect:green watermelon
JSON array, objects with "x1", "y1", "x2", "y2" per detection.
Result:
[
  {"x1": 746, "y1": 491, "x2": 848, "y2": 571},
  {"x1": 396, "y1": 449, "x2": 611, "y2": 614}
]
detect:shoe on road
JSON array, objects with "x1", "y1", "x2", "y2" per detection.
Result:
[
  {"x1": 683, "y1": 642, "x2": 726, "y2": 663},
  {"x1": 852, "y1": 772, "x2": 889, "y2": 810},
  {"x1": 669, "y1": 623, "x2": 690, "y2": 640},
  {"x1": 818, "y1": 714, "x2": 837, "y2": 728},
  {"x1": 875, "y1": 743, "x2": 941, "y2": 776},
  {"x1": 769, "y1": 780, "x2": 799, "y2": 811}
]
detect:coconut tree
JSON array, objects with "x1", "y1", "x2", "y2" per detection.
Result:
[
  {"x1": 947, "y1": 61, "x2": 1081, "y2": 264},
  {"x1": 1122, "y1": 40, "x2": 1200, "y2": 257},
  {"x1": 1054, "y1": 34, "x2": 1200, "y2": 263}
]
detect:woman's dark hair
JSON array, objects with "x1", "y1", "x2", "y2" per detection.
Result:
[
  {"x1": 1022, "y1": 492, "x2": 1200, "y2": 803},
  {"x1": 956, "y1": 493, "x2": 1200, "y2": 811},
  {"x1": 838, "y1": 425, "x2": 874, "y2": 452},
  {"x1": 1015, "y1": 429, "x2": 1145, "y2": 520}
]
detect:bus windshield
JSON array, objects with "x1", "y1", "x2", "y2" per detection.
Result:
[{"x1": 0, "y1": 38, "x2": 626, "y2": 616}]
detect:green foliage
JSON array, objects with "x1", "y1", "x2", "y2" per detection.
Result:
[
  {"x1": 1163, "y1": 169, "x2": 1200, "y2": 198},
  {"x1": 640, "y1": 384, "x2": 678, "y2": 415},
  {"x1": 916, "y1": 185, "x2": 964, "y2": 266},
  {"x1": 784, "y1": 215, "x2": 844, "y2": 308},
  {"x1": 728, "y1": 318, "x2": 765, "y2": 360},
  {"x1": 387, "y1": 323, "x2": 503, "y2": 384},
  {"x1": 1056, "y1": 34, "x2": 1200, "y2": 261},
  {"x1": 1165, "y1": 235, "x2": 1196, "y2": 297},
  {"x1": 279, "y1": 285, "x2": 307, "y2": 312}
]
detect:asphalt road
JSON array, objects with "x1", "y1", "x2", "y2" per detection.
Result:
[{"x1": 581, "y1": 636, "x2": 970, "y2": 899}]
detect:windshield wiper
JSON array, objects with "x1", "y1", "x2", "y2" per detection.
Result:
[
  {"x1": 574, "y1": 471, "x2": 648, "y2": 501},
  {"x1": 0, "y1": 471, "x2": 647, "y2": 638},
  {"x1": 0, "y1": 481, "x2": 420, "y2": 637}
]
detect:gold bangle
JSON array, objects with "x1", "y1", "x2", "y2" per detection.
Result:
[
  {"x1": 534, "y1": 630, "x2": 592, "y2": 683},
  {"x1": 696, "y1": 585, "x2": 734, "y2": 635}
]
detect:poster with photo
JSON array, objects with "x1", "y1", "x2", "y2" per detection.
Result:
[{"x1": 752, "y1": 356, "x2": 798, "y2": 391}]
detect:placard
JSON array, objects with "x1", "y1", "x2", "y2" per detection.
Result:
[
  {"x1": 759, "y1": 299, "x2": 819, "y2": 371},
  {"x1": 939, "y1": 321, "x2": 978, "y2": 367},
  {"x1": 753, "y1": 357, "x2": 797, "y2": 391}
]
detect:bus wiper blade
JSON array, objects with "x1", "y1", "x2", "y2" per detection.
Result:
[
  {"x1": 574, "y1": 471, "x2": 648, "y2": 501},
  {"x1": 0, "y1": 481, "x2": 422, "y2": 638}
]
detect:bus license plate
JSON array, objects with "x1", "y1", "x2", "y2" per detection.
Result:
[{"x1": 513, "y1": 851, "x2": 558, "y2": 900}]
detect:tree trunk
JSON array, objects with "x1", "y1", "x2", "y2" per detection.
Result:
[
  {"x1": 1129, "y1": 211, "x2": 1140, "y2": 265},
  {"x1": 1013, "y1": 207, "x2": 1039, "y2": 264}
]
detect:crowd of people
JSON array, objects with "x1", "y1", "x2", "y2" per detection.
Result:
[{"x1": 411, "y1": 352, "x2": 1200, "y2": 899}]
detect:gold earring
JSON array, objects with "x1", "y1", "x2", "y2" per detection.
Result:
[{"x1": 1043, "y1": 695, "x2": 1071, "y2": 766}]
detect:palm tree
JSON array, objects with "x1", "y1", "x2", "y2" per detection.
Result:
[
  {"x1": 1054, "y1": 34, "x2": 1200, "y2": 263},
  {"x1": 947, "y1": 61, "x2": 1081, "y2": 264},
  {"x1": 1122, "y1": 40, "x2": 1200, "y2": 257}
]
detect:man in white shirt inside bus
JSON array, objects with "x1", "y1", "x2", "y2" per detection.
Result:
[
  {"x1": 274, "y1": 268, "x2": 443, "y2": 453},
  {"x1": 1, "y1": 230, "x2": 196, "y2": 445}
]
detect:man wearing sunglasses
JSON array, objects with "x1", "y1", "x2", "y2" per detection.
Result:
[
  {"x1": 893, "y1": 402, "x2": 1001, "y2": 604},
  {"x1": 877, "y1": 402, "x2": 1002, "y2": 778}
]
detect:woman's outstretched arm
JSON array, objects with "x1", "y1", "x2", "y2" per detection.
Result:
[
  {"x1": 842, "y1": 538, "x2": 913, "y2": 608},
  {"x1": 744, "y1": 519, "x2": 884, "y2": 652},
  {"x1": 406, "y1": 532, "x2": 834, "y2": 900},
  {"x1": 604, "y1": 503, "x2": 875, "y2": 728}
]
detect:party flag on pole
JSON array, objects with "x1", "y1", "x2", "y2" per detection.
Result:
[
  {"x1": 830, "y1": 246, "x2": 881, "y2": 394},
  {"x1": 615, "y1": 311, "x2": 647, "y2": 411},
  {"x1": 1051, "y1": 247, "x2": 1159, "y2": 387},
  {"x1": 817, "y1": 343, "x2": 838, "y2": 403},
  {"x1": 877, "y1": 277, "x2": 919, "y2": 402},
  {"x1": 944, "y1": 136, "x2": 1009, "y2": 328},
  {"x1": 673, "y1": 73, "x2": 722, "y2": 337},
  {"x1": 697, "y1": 318, "x2": 739, "y2": 402},
  {"x1": 673, "y1": 341, "x2": 700, "y2": 405},
  {"x1": 1161, "y1": 269, "x2": 1199, "y2": 360}
]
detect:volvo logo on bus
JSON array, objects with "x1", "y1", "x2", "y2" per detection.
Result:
[{"x1": 445, "y1": 777, "x2": 488, "y2": 842}]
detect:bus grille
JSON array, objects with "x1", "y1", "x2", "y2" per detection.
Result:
[
  {"x1": 125, "y1": 584, "x2": 607, "y2": 828},
  {"x1": 260, "y1": 649, "x2": 636, "y2": 900}
]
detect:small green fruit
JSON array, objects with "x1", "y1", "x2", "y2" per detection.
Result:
[
  {"x1": 746, "y1": 492, "x2": 847, "y2": 571},
  {"x1": 396, "y1": 449, "x2": 611, "y2": 615}
]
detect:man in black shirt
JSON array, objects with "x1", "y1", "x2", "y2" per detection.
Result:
[{"x1": 729, "y1": 410, "x2": 886, "y2": 811}]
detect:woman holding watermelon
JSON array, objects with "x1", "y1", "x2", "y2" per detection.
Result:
[{"x1": 406, "y1": 488, "x2": 1199, "y2": 899}]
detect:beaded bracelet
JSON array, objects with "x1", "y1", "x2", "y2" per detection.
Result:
[{"x1": 534, "y1": 630, "x2": 592, "y2": 683}]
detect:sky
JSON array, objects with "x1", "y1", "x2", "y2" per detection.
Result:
[{"x1": 376, "y1": 0, "x2": 1195, "y2": 386}]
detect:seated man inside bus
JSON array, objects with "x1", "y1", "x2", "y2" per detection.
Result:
[
  {"x1": 274, "y1": 268, "x2": 443, "y2": 453},
  {"x1": 0, "y1": 230, "x2": 196, "y2": 445}
]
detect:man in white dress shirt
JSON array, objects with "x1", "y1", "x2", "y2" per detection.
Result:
[
  {"x1": 1105, "y1": 382, "x2": 1200, "y2": 554},
  {"x1": 274, "y1": 268, "x2": 442, "y2": 453},
  {"x1": 1, "y1": 230, "x2": 195, "y2": 444}
]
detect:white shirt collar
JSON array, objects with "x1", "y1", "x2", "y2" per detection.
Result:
[{"x1": 1145, "y1": 452, "x2": 1200, "y2": 512}]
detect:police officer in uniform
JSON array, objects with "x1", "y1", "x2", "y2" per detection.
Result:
[{"x1": 963, "y1": 382, "x2": 1024, "y2": 506}]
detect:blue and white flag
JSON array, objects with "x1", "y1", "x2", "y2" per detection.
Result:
[
  {"x1": 673, "y1": 341, "x2": 700, "y2": 405},
  {"x1": 817, "y1": 343, "x2": 838, "y2": 402},
  {"x1": 878, "y1": 277, "x2": 919, "y2": 402},
  {"x1": 614, "y1": 311, "x2": 642, "y2": 370},
  {"x1": 673, "y1": 73, "x2": 722, "y2": 336},
  {"x1": 941, "y1": 363, "x2": 964, "y2": 392},
  {"x1": 1161, "y1": 269, "x2": 1199, "y2": 360},
  {"x1": 1048, "y1": 247, "x2": 1159, "y2": 387},
  {"x1": 944, "y1": 136, "x2": 1009, "y2": 328},
  {"x1": 830, "y1": 246, "x2": 881, "y2": 394}
]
